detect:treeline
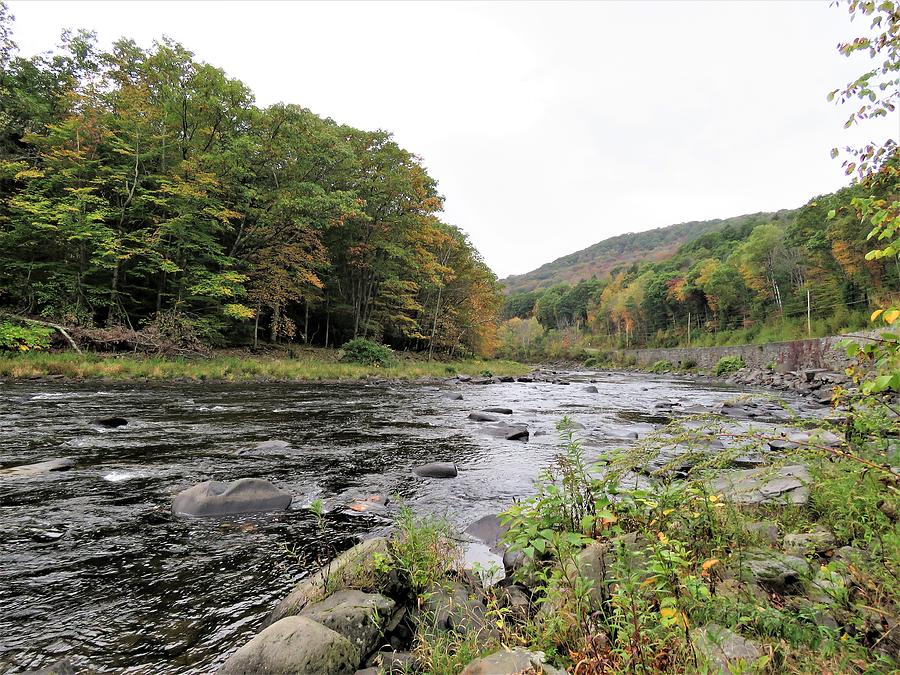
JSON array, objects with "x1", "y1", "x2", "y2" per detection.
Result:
[
  {"x1": 500, "y1": 171, "x2": 899, "y2": 360},
  {"x1": 0, "y1": 7, "x2": 500, "y2": 356}
]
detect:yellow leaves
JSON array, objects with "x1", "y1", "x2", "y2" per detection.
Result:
[
  {"x1": 871, "y1": 307, "x2": 899, "y2": 324},
  {"x1": 662, "y1": 508, "x2": 675, "y2": 516},
  {"x1": 15, "y1": 169, "x2": 44, "y2": 180},
  {"x1": 223, "y1": 304, "x2": 256, "y2": 321},
  {"x1": 657, "y1": 531, "x2": 669, "y2": 544},
  {"x1": 701, "y1": 558, "x2": 720, "y2": 571},
  {"x1": 708, "y1": 494, "x2": 721, "y2": 503},
  {"x1": 659, "y1": 606, "x2": 690, "y2": 629},
  {"x1": 701, "y1": 558, "x2": 720, "y2": 578}
]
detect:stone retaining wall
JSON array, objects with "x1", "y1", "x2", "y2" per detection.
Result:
[{"x1": 620, "y1": 335, "x2": 856, "y2": 372}]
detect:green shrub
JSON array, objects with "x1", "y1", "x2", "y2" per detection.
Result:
[
  {"x1": 714, "y1": 355, "x2": 744, "y2": 376},
  {"x1": 340, "y1": 338, "x2": 395, "y2": 366},
  {"x1": 681, "y1": 358, "x2": 698, "y2": 370},
  {"x1": 649, "y1": 359, "x2": 673, "y2": 373},
  {"x1": 0, "y1": 321, "x2": 54, "y2": 351}
]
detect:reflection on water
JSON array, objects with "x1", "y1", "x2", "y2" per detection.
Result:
[{"x1": 0, "y1": 373, "x2": 753, "y2": 673}]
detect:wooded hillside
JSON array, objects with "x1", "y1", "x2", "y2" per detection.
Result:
[
  {"x1": 501, "y1": 211, "x2": 794, "y2": 294},
  {"x1": 499, "y1": 175, "x2": 899, "y2": 356}
]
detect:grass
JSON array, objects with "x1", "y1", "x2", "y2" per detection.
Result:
[{"x1": 0, "y1": 349, "x2": 530, "y2": 382}]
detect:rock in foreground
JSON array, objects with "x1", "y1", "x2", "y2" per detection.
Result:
[
  {"x1": 461, "y1": 647, "x2": 565, "y2": 675},
  {"x1": 218, "y1": 616, "x2": 357, "y2": 674},
  {"x1": 299, "y1": 590, "x2": 395, "y2": 657},
  {"x1": 172, "y1": 478, "x2": 292, "y2": 516},
  {"x1": 269, "y1": 537, "x2": 389, "y2": 624},
  {"x1": 692, "y1": 624, "x2": 762, "y2": 674}
]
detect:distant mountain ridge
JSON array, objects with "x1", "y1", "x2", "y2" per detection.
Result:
[{"x1": 500, "y1": 211, "x2": 794, "y2": 294}]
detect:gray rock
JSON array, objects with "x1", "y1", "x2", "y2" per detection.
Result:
[
  {"x1": 745, "y1": 521, "x2": 779, "y2": 546},
  {"x1": 0, "y1": 457, "x2": 75, "y2": 478},
  {"x1": 482, "y1": 407, "x2": 513, "y2": 415},
  {"x1": 465, "y1": 514, "x2": 509, "y2": 550},
  {"x1": 833, "y1": 545, "x2": 870, "y2": 565},
  {"x1": 807, "y1": 567, "x2": 845, "y2": 606},
  {"x1": 371, "y1": 651, "x2": 419, "y2": 673},
  {"x1": 486, "y1": 423, "x2": 529, "y2": 441},
  {"x1": 269, "y1": 537, "x2": 389, "y2": 624},
  {"x1": 172, "y1": 478, "x2": 292, "y2": 517},
  {"x1": 468, "y1": 412, "x2": 500, "y2": 422},
  {"x1": 300, "y1": 590, "x2": 395, "y2": 657},
  {"x1": 691, "y1": 623, "x2": 762, "y2": 674},
  {"x1": 422, "y1": 581, "x2": 498, "y2": 639},
  {"x1": 498, "y1": 584, "x2": 530, "y2": 619},
  {"x1": 93, "y1": 416, "x2": 128, "y2": 428},
  {"x1": 461, "y1": 647, "x2": 565, "y2": 675},
  {"x1": 218, "y1": 616, "x2": 358, "y2": 674},
  {"x1": 784, "y1": 526, "x2": 836, "y2": 557},
  {"x1": 445, "y1": 392, "x2": 463, "y2": 401},
  {"x1": 737, "y1": 548, "x2": 809, "y2": 594},
  {"x1": 503, "y1": 547, "x2": 525, "y2": 575},
  {"x1": 413, "y1": 462, "x2": 458, "y2": 478},
  {"x1": 516, "y1": 376, "x2": 534, "y2": 383},
  {"x1": 23, "y1": 658, "x2": 74, "y2": 675},
  {"x1": 584, "y1": 385, "x2": 599, "y2": 393},
  {"x1": 711, "y1": 464, "x2": 811, "y2": 505}
]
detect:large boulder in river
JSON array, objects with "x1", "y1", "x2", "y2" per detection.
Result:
[
  {"x1": 172, "y1": 478, "x2": 292, "y2": 516},
  {"x1": 218, "y1": 616, "x2": 358, "y2": 674},
  {"x1": 413, "y1": 462, "x2": 458, "y2": 478},
  {"x1": 93, "y1": 416, "x2": 128, "y2": 428},
  {"x1": 468, "y1": 412, "x2": 500, "y2": 422},
  {"x1": 485, "y1": 423, "x2": 529, "y2": 441},
  {"x1": 482, "y1": 407, "x2": 513, "y2": 415},
  {"x1": 0, "y1": 457, "x2": 75, "y2": 478}
]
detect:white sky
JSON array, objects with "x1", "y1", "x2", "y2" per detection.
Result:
[{"x1": 6, "y1": 1, "x2": 898, "y2": 279}]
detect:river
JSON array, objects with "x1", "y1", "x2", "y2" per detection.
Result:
[{"x1": 0, "y1": 372, "x2": 784, "y2": 673}]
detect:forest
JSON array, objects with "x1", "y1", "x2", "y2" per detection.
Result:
[
  {"x1": 499, "y1": 173, "x2": 900, "y2": 360},
  {"x1": 0, "y1": 5, "x2": 501, "y2": 358}
]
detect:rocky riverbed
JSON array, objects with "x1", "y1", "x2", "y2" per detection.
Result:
[{"x1": 0, "y1": 369, "x2": 845, "y2": 673}]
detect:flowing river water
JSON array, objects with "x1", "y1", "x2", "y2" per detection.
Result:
[{"x1": 0, "y1": 372, "x2": 790, "y2": 673}]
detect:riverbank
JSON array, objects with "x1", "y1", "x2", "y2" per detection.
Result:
[
  {"x1": 222, "y1": 402, "x2": 900, "y2": 674},
  {"x1": 0, "y1": 350, "x2": 530, "y2": 382}
]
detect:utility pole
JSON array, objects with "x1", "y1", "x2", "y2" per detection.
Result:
[
  {"x1": 687, "y1": 312, "x2": 691, "y2": 346},
  {"x1": 807, "y1": 290, "x2": 812, "y2": 337}
]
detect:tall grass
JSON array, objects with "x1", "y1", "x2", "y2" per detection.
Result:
[{"x1": 0, "y1": 351, "x2": 530, "y2": 382}]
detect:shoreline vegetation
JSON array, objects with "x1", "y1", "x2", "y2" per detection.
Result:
[
  {"x1": 229, "y1": 408, "x2": 899, "y2": 674},
  {"x1": 0, "y1": 348, "x2": 530, "y2": 382}
]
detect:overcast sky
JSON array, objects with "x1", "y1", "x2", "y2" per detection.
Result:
[{"x1": 6, "y1": 1, "x2": 897, "y2": 279}]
